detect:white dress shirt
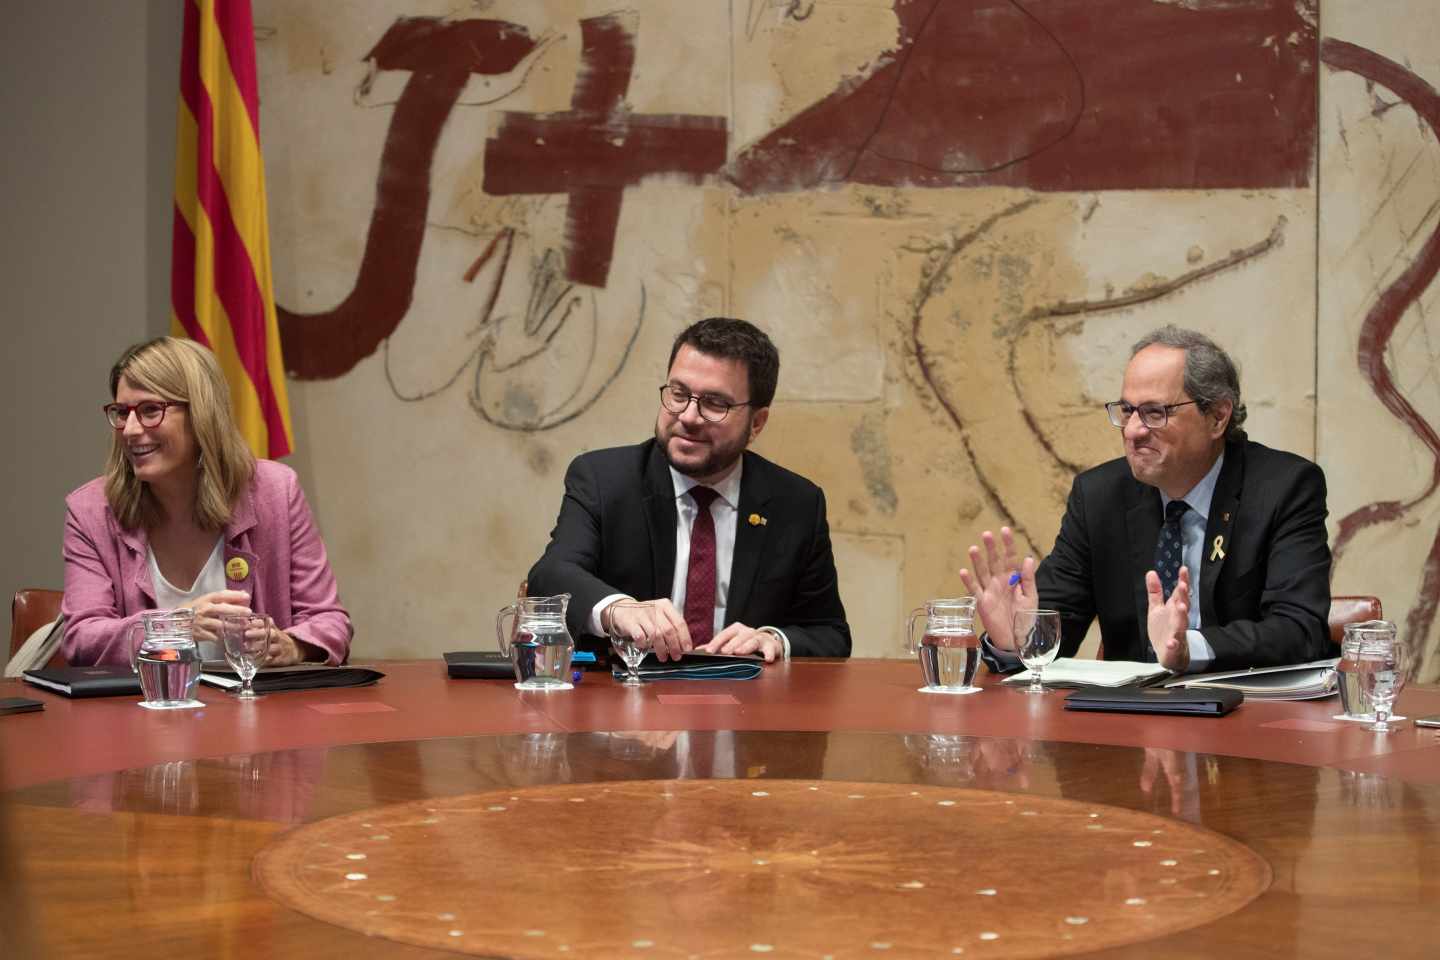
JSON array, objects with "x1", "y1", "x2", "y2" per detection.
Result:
[{"x1": 589, "y1": 458, "x2": 790, "y2": 656}]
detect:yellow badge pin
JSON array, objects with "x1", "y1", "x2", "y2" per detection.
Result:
[
  {"x1": 1209, "y1": 536, "x2": 1225, "y2": 562},
  {"x1": 225, "y1": 557, "x2": 250, "y2": 581}
]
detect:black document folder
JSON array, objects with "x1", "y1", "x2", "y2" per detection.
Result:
[
  {"x1": 1064, "y1": 685, "x2": 1243, "y2": 717},
  {"x1": 443, "y1": 651, "x2": 515, "y2": 680},
  {"x1": 23, "y1": 666, "x2": 141, "y2": 699}
]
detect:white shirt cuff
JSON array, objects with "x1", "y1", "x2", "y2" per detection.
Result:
[
  {"x1": 588, "y1": 594, "x2": 631, "y2": 636},
  {"x1": 1184, "y1": 629, "x2": 1215, "y2": 674},
  {"x1": 760, "y1": 626, "x2": 791, "y2": 659}
]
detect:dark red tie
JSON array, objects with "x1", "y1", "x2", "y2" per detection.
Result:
[{"x1": 684, "y1": 486, "x2": 720, "y2": 644}]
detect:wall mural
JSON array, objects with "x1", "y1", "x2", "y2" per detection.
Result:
[{"x1": 256, "y1": 0, "x2": 1440, "y2": 679}]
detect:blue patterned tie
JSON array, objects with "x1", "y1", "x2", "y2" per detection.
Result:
[{"x1": 1155, "y1": 499, "x2": 1190, "y2": 602}]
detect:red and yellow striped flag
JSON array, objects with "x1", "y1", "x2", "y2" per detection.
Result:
[{"x1": 171, "y1": 0, "x2": 293, "y2": 459}]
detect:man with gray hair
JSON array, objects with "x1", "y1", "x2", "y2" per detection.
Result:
[{"x1": 961, "y1": 325, "x2": 1332, "y2": 673}]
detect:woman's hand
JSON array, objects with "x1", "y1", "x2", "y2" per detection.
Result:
[
  {"x1": 189, "y1": 590, "x2": 252, "y2": 643},
  {"x1": 265, "y1": 625, "x2": 321, "y2": 666}
]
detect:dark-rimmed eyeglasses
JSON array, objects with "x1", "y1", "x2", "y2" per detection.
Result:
[
  {"x1": 659, "y1": 385, "x2": 752, "y2": 423},
  {"x1": 1105, "y1": 400, "x2": 1197, "y2": 429},
  {"x1": 102, "y1": 401, "x2": 187, "y2": 430}
]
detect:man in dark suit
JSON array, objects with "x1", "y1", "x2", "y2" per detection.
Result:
[
  {"x1": 961, "y1": 325, "x2": 1332, "y2": 673},
  {"x1": 527, "y1": 317, "x2": 850, "y2": 662}
]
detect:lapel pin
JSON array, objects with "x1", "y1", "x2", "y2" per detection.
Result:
[
  {"x1": 1209, "y1": 536, "x2": 1226, "y2": 562},
  {"x1": 225, "y1": 556, "x2": 250, "y2": 581},
  {"x1": 1223, "y1": 512, "x2": 1231, "y2": 522},
  {"x1": 748, "y1": 513, "x2": 767, "y2": 527}
]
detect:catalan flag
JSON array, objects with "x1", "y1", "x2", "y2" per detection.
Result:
[{"x1": 171, "y1": 0, "x2": 293, "y2": 459}]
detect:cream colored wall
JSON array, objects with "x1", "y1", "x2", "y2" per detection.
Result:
[
  {"x1": 0, "y1": 3, "x2": 178, "y2": 608},
  {"x1": 246, "y1": 1, "x2": 1439, "y2": 677}
]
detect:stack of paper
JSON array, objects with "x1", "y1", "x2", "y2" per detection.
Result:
[
  {"x1": 1163, "y1": 658, "x2": 1339, "y2": 701},
  {"x1": 1003, "y1": 658, "x2": 1171, "y2": 689}
]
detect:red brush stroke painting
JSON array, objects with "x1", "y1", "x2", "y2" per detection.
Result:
[
  {"x1": 731, "y1": 0, "x2": 1318, "y2": 194},
  {"x1": 483, "y1": 13, "x2": 728, "y2": 288},
  {"x1": 1321, "y1": 38, "x2": 1440, "y2": 663},
  {"x1": 278, "y1": 18, "x2": 539, "y2": 380}
]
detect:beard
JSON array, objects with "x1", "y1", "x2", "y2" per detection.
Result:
[{"x1": 655, "y1": 413, "x2": 751, "y2": 481}]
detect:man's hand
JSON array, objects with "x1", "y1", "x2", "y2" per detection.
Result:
[
  {"x1": 606, "y1": 599, "x2": 692, "y2": 662},
  {"x1": 957, "y1": 527, "x2": 1038, "y2": 651},
  {"x1": 699, "y1": 623, "x2": 783, "y2": 662},
  {"x1": 1145, "y1": 566, "x2": 1191, "y2": 672}
]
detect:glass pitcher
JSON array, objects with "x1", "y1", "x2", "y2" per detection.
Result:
[
  {"x1": 1337, "y1": 619, "x2": 1397, "y2": 721},
  {"x1": 495, "y1": 594, "x2": 575, "y2": 691},
  {"x1": 905, "y1": 597, "x2": 981, "y2": 694},
  {"x1": 129, "y1": 608, "x2": 204, "y2": 710}
]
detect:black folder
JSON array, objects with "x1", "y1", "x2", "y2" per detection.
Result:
[
  {"x1": 1064, "y1": 685, "x2": 1243, "y2": 717},
  {"x1": 443, "y1": 651, "x2": 515, "y2": 680},
  {"x1": 23, "y1": 666, "x2": 141, "y2": 699}
]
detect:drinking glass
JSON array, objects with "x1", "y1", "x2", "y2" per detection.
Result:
[
  {"x1": 1356, "y1": 633, "x2": 1408, "y2": 733},
  {"x1": 606, "y1": 601, "x2": 653, "y2": 685},
  {"x1": 1014, "y1": 608, "x2": 1061, "y2": 694},
  {"x1": 220, "y1": 613, "x2": 271, "y2": 700}
]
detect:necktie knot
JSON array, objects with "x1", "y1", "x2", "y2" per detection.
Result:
[
  {"x1": 1165, "y1": 499, "x2": 1189, "y2": 523},
  {"x1": 689, "y1": 486, "x2": 720, "y2": 510}
]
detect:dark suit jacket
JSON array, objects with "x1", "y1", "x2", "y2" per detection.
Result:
[
  {"x1": 1033, "y1": 438, "x2": 1333, "y2": 671},
  {"x1": 527, "y1": 440, "x2": 851, "y2": 657}
]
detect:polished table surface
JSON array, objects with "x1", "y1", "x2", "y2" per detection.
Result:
[{"x1": 2, "y1": 659, "x2": 1438, "y2": 958}]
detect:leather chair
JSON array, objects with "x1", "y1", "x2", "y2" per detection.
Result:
[
  {"x1": 1328, "y1": 595, "x2": 1382, "y2": 646},
  {"x1": 9, "y1": 588, "x2": 65, "y2": 667}
]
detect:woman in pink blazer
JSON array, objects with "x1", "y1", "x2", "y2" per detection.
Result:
[{"x1": 61, "y1": 337, "x2": 352, "y2": 667}]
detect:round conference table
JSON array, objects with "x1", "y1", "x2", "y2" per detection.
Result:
[{"x1": 1, "y1": 659, "x2": 1438, "y2": 958}]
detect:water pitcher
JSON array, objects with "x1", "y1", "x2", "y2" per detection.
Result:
[
  {"x1": 905, "y1": 597, "x2": 981, "y2": 694},
  {"x1": 129, "y1": 608, "x2": 203, "y2": 710},
  {"x1": 495, "y1": 594, "x2": 575, "y2": 691}
]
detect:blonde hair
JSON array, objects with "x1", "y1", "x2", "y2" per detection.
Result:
[{"x1": 103, "y1": 337, "x2": 256, "y2": 531}]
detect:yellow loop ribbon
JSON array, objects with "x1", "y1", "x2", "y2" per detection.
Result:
[{"x1": 1209, "y1": 536, "x2": 1226, "y2": 562}]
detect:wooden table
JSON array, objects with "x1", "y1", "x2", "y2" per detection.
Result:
[{"x1": 2, "y1": 660, "x2": 1438, "y2": 958}]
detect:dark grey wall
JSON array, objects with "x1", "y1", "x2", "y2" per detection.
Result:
[{"x1": 1, "y1": 3, "x2": 180, "y2": 608}]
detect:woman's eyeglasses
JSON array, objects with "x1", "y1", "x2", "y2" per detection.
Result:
[{"x1": 102, "y1": 401, "x2": 187, "y2": 430}]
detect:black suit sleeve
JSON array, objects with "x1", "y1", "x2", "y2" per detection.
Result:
[
  {"x1": 771, "y1": 488, "x2": 851, "y2": 657},
  {"x1": 1035, "y1": 475, "x2": 1101, "y2": 661},
  {"x1": 526, "y1": 455, "x2": 618, "y2": 641},
  {"x1": 1200, "y1": 460, "x2": 1332, "y2": 669}
]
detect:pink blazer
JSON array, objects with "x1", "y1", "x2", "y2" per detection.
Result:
[{"x1": 61, "y1": 460, "x2": 353, "y2": 666}]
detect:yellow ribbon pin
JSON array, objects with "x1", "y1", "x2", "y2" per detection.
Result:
[
  {"x1": 225, "y1": 557, "x2": 250, "y2": 581},
  {"x1": 748, "y1": 513, "x2": 767, "y2": 527},
  {"x1": 1209, "y1": 536, "x2": 1225, "y2": 562}
]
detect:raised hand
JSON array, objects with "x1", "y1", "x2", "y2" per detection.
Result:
[
  {"x1": 1145, "y1": 566, "x2": 1191, "y2": 672},
  {"x1": 957, "y1": 527, "x2": 1038, "y2": 651}
]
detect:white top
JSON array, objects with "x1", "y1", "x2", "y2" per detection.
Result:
[{"x1": 148, "y1": 537, "x2": 226, "y2": 661}]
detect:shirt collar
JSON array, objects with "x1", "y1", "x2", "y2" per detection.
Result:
[
  {"x1": 1162, "y1": 450, "x2": 1224, "y2": 522},
  {"x1": 670, "y1": 458, "x2": 743, "y2": 509}
]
